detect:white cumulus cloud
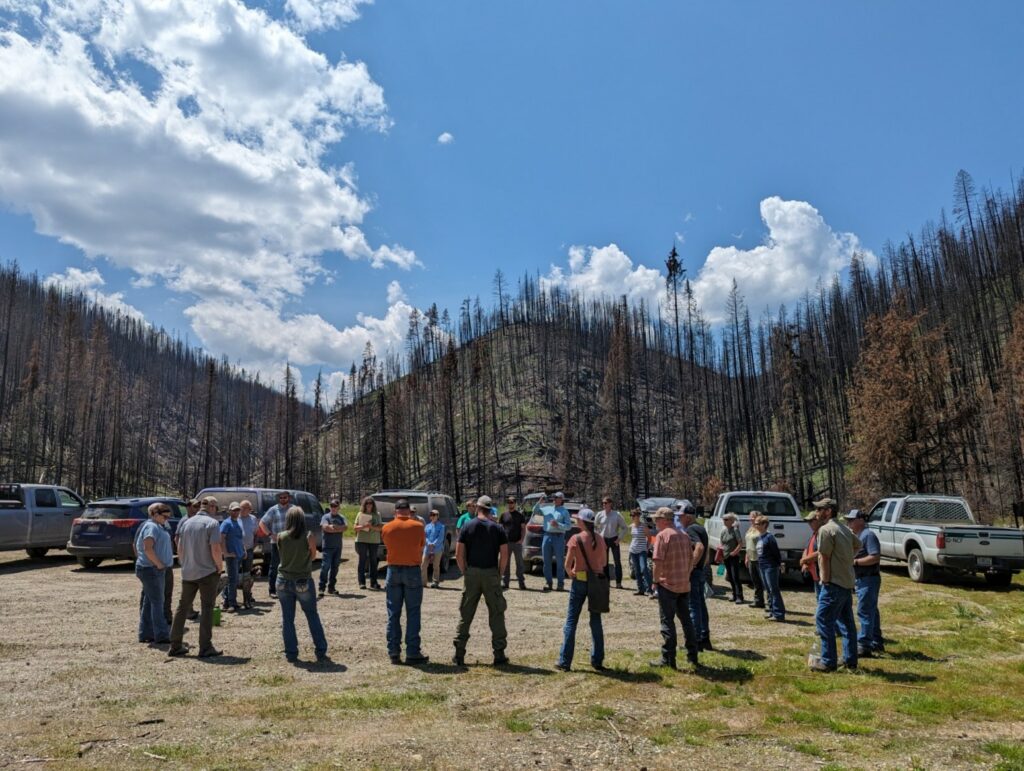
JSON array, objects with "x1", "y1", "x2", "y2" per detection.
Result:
[
  {"x1": 437, "y1": 131, "x2": 454, "y2": 145},
  {"x1": 691, "y1": 196, "x2": 875, "y2": 323},
  {"x1": 44, "y1": 267, "x2": 146, "y2": 322},
  {"x1": 541, "y1": 244, "x2": 664, "y2": 309}
]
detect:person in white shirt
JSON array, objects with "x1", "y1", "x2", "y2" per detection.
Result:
[{"x1": 594, "y1": 497, "x2": 627, "y2": 589}]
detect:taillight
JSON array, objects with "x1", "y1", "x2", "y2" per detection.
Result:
[
  {"x1": 109, "y1": 519, "x2": 139, "y2": 528},
  {"x1": 936, "y1": 531, "x2": 946, "y2": 549},
  {"x1": 527, "y1": 524, "x2": 543, "y2": 534}
]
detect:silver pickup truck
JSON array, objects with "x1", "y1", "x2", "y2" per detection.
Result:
[
  {"x1": 867, "y1": 494, "x2": 1024, "y2": 587},
  {"x1": 0, "y1": 483, "x2": 86, "y2": 558}
]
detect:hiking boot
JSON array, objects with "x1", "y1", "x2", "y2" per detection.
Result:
[
  {"x1": 493, "y1": 655, "x2": 510, "y2": 667},
  {"x1": 197, "y1": 648, "x2": 222, "y2": 658},
  {"x1": 809, "y1": 658, "x2": 837, "y2": 673},
  {"x1": 452, "y1": 653, "x2": 465, "y2": 667},
  {"x1": 405, "y1": 655, "x2": 430, "y2": 665},
  {"x1": 542, "y1": 585, "x2": 552, "y2": 593},
  {"x1": 328, "y1": 588, "x2": 340, "y2": 595},
  {"x1": 167, "y1": 645, "x2": 189, "y2": 657},
  {"x1": 317, "y1": 590, "x2": 325, "y2": 599},
  {"x1": 389, "y1": 655, "x2": 402, "y2": 665},
  {"x1": 554, "y1": 662, "x2": 571, "y2": 672}
]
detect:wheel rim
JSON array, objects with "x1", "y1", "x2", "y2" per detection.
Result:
[{"x1": 909, "y1": 552, "x2": 921, "y2": 580}]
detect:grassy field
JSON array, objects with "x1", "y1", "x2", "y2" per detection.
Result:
[{"x1": 1, "y1": 549, "x2": 1023, "y2": 769}]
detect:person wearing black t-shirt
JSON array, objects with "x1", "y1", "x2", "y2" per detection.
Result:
[
  {"x1": 678, "y1": 502, "x2": 712, "y2": 651},
  {"x1": 499, "y1": 497, "x2": 527, "y2": 590},
  {"x1": 453, "y1": 495, "x2": 510, "y2": 667}
]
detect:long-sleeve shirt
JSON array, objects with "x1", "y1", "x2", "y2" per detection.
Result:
[
  {"x1": 424, "y1": 521, "x2": 445, "y2": 555},
  {"x1": 534, "y1": 503, "x2": 570, "y2": 534},
  {"x1": 565, "y1": 532, "x2": 607, "y2": 577},
  {"x1": 595, "y1": 510, "x2": 627, "y2": 541},
  {"x1": 756, "y1": 531, "x2": 782, "y2": 568}
]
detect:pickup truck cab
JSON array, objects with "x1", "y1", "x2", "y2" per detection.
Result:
[
  {"x1": 706, "y1": 491, "x2": 812, "y2": 574},
  {"x1": 867, "y1": 494, "x2": 1024, "y2": 587},
  {"x1": 0, "y1": 483, "x2": 86, "y2": 558}
]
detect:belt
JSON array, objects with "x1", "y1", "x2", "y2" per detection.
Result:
[{"x1": 544, "y1": 531, "x2": 566, "y2": 536}]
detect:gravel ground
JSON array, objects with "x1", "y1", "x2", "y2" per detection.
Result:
[{"x1": 0, "y1": 550, "x2": 1021, "y2": 770}]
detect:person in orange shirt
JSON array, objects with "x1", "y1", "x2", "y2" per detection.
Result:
[{"x1": 381, "y1": 499, "x2": 429, "y2": 665}]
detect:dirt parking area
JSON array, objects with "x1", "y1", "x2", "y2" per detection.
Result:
[{"x1": 1, "y1": 551, "x2": 1023, "y2": 770}]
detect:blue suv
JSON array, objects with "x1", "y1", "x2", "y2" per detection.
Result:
[{"x1": 68, "y1": 497, "x2": 187, "y2": 568}]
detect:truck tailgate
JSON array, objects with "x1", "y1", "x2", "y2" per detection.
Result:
[{"x1": 942, "y1": 526, "x2": 1024, "y2": 563}]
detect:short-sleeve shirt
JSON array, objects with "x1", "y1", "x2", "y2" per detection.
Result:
[
  {"x1": 239, "y1": 514, "x2": 258, "y2": 550},
  {"x1": 260, "y1": 503, "x2": 290, "y2": 542},
  {"x1": 685, "y1": 522, "x2": 709, "y2": 571},
  {"x1": 817, "y1": 519, "x2": 860, "y2": 590},
  {"x1": 176, "y1": 513, "x2": 222, "y2": 581},
  {"x1": 855, "y1": 528, "x2": 881, "y2": 578},
  {"x1": 565, "y1": 531, "x2": 607, "y2": 576},
  {"x1": 499, "y1": 510, "x2": 525, "y2": 542},
  {"x1": 381, "y1": 516, "x2": 425, "y2": 566},
  {"x1": 135, "y1": 519, "x2": 173, "y2": 569},
  {"x1": 458, "y1": 517, "x2": 508, "y2": 569},
  {"x1": 355, "y1": 511, "x2": 382, "y2": 544},
  {"x1": 320, "y1": 513, "x2": 347, "y2": 550},
  {"x1": 652, "y1": 527, "x2": 692, "y2": 594},
  {"x1": 219, "y1": 517, "x2": 245, "y2": 559},
  {"x1": 744, "y1": 527, "x2": 761, "y2": 562},
  {"x1": 456, "y1": 511, "x2": 474, "y2": 530}
]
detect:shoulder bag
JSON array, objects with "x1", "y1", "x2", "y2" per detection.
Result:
[{"x1": 578, "y1": 535, "x2": 610, "y2": 614}]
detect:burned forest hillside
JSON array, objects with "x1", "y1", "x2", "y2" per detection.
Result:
[{"x1": 321, "y1": 171, "x2": 1024, "y2": 521}]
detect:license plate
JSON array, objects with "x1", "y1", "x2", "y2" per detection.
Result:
[
  {"x1": 978, "y1": 557, "x2": 992, "y2": 567},
  {"x1": 88, "y1": 524, "x2": 100, "y2": 532}
]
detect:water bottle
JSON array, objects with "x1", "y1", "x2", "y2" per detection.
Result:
[{"x1": 213, "y1": 606, "x2": 222, "y2": 626}]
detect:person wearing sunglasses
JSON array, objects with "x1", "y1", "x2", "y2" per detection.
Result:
[{"x1": 133, "y1": 502, "x2": 174, "y2": 645}]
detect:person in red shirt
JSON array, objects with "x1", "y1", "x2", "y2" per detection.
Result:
[
  {"x1": 650, "y1": 506, "x2": 699, "y2": 669},
  {"x1": 381, "y1": 500, "x2": 429, "y2": 666}
]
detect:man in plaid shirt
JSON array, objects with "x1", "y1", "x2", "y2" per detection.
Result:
[
  {"x1": 650, "y1": 506, "x2": 700, "y2": 670},
  {"x1": 258, "y1": 490, "x2": 292, "y2": 598}
]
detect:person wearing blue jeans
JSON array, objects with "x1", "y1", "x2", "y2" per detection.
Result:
[
  {"x1": 754, "y1": 515, "x2": 786, "y2": 622},
  {"x1": 319, "y1": 500, "x2": 348, "y2": 597},
  {"x1": 133, "y1": 503, "x2": 174, "y2": 643},
  {"x1": 535, "y1": 493, "x2": 571, "y2": 592},
  {"x1": 846, "y1": 509, "x2": 884, "y2": 656},
  {"x1": 628, "y1": 510, "x2": 652, "y2": 594},
  {"x1": 556, "y1": 511, "x2": 606, "y2": 671},
  {"x1": 679, "y1": 504, "x2": 712, "y2": 648},
  {"x1": 277, "y1": 576, "x2": 328, "y2": 661},
  {"x1": 385, "y1": 567, "x2": 425, "y2": 662},
  {"x1": 810, "y1": 498, "x2": 860, "y2": 672},
  {"x1": 219, "y1": 503, "x2": 245, "y2": 610}
]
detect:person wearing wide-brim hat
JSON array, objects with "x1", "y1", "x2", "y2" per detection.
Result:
[{"x1": 555, "y1": 508, "x2": 608, "y2": 672}]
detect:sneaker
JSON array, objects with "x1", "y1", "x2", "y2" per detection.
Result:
[
  {"x1": 843, "y1": 660, "x2": 859, "y2": 671},
  {"x1": 734, "y1": 599, "x2": 745, "y2": 604},
  {"x1": 167, "y1": 645, "x2": 188, "y2": 657},
  {"x1": 431, "y1": 582, "x2": 440, "y2": 589},
  {"x1": 268, "y1": 592, "x2": 277, "y2": 599},
  {"x1": 358, "y1": 584, "x2": 367, "y2": 590},
  {"x1": 633, "y1": 590, "x2": 645, "y2": 596},
  {"x1": 543, "y1": 585, "x2": 552, "y2": 593},
  {"x1": 186, "y1": 610, "x2": 200, "y2": 621},
  {"x1": 197, "y1": 648, "x2": 222, "y2": 658},
  {"x1": 857, "y1": 647, "x2": 874, "y2": 659},
  {"x1": 615, "y1": 583, "x2": 623, "y2": 589},
  {"x1": 406, "y1": 654, "x2": 430, "y2": 665},
  {"x1": 809, "y1": 658, "x2": 836, "y2": 673},
  {"x1": 554, "y1": 662, "x2": 571, "y2": 672},
  {"x1": 493, "y1": 655, "x2": 510, "y2": 667}
]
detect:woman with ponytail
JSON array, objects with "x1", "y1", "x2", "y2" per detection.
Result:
[{"x1": 555, "y1": 508, "x2": 607, "y2": 671}]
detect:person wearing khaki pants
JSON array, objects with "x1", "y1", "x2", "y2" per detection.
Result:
[
  {"x1": 421, "y1": 510, "x2": 445, "y2": 588},
  {"x1": 452, "y1": 495, "x2": 510, "y2": 666}
]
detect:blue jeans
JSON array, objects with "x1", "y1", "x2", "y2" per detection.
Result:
[
  {"x1": 385, "y1": 566, "x2": 424, "y2": 658},
  {"x1": 629, "y1": 551, "x2": 651, "y2": 593},
  {"x1": 557, "y1": 579, "x2": 604, "y2": 668},
  {"x1": 222, "y1": 556, "x2": 240, "y2": 607},
  {"x1": 541, "y1": 533, "x2": 566, "y2": 588},
  {"x1": 689, "y1": 568, "x2": 710, "y2": 641},
  {"x1": 276, "y1": 575, "x2": 328, "y2": 660},
  {"x1": 760, "y1": 563, "x2": 786, "y2": 620},
  {"x1": 816, "y1": 582, "x2": 857, "y2": 668},
  {"x1": 855, "y1": 574, "x2": 883, "y2": 651},
  {"x1": 136, "y1": 565, "x2": 170, "y2": 642},
  {"x1": 319, "y1": 547, "x2": 341, "y2": 592},
  {"x1": 268, "y1": 542, "x2": 280, "y2": 593}
]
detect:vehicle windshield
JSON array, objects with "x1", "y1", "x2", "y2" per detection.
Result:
[
  {"x1": 203, "y1": 491, "x2": 260, "y2": 515},
  {"x1": 902, "y1": 499, "x2": 972, "y2": 523},
  {"x1": 82, "y1": 504, "x2": 135, "y2": 519},
  {"x1": 721, "y1": 495, "x2": 799, "y2": 518}
]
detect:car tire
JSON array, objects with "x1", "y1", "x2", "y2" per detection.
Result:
[
  {"x1": 26, "y1": 547, "x2": 49, "y2": 559},
  {"x1": 906, "y1": 548, "x2": 932, "y2": 583},
  {"x1": 76, "y1": 556, "x2": 103, "y2": 569},
  {"x1": 984, "y1": 571, "x2": 1013, "y2": 589}
]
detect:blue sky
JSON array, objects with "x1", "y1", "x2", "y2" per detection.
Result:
[{"x1": 1, "y1": 0, "x2": 1022, "y2": 398}]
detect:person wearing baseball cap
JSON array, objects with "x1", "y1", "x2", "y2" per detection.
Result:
[
  {"x1": 810, "y1": 498, "x2": 861, "y2": 672},
  {"x1": 219, "y1": 502, "x2": 246, "y2": 612},
  {"x1": 532, "y1": 491, "x2": 571, "y2": 592},
  {"x1": 845, "y1": 509, "x2": 884, "y2": 657},
  {"x1": 649, "y1": 507, "x2": 700, "y2": 669},
  {"x1": 453, "y1": 494, "x2": 510, "y2": 667},
  {"x1": 381, "y1": 499, "x2": 429, "y2": 665},
  {"x1": 555, "y1": 507, "x2": 608, "y2": 672}
]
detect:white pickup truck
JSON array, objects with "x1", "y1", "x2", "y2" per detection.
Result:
[
  {"x1": 866, "y1": 494, "x2": 1024, "y2": 587},
  {"x1": 0, "y1": 483, "x2": 86, "y2": 558},
  {"x1": 705, "y1": 490, "x2": 812, "y2": 574}
]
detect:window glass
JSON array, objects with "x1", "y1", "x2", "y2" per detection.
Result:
[
  {"x1": 721, "y1": 495, "x2": 799, "y2": 518},
  {"x1": 868, "y1": 502, "x2": 887, "y2": 523},
  {"x1": 295, "y1": 493, "x2": 314, "y2": 514},
  {"x1": 82, "y1": 504, "x2": 135, "y2": 520},
  {"x1": 58, "y1": 490, "x2": 84, "y2": 508},
  {"x1": 34, "y1": 488, "x2": 58, "y2": 508},
  {"x1": 884, "y1": 501, "x2": 899, "y2": 522}
]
